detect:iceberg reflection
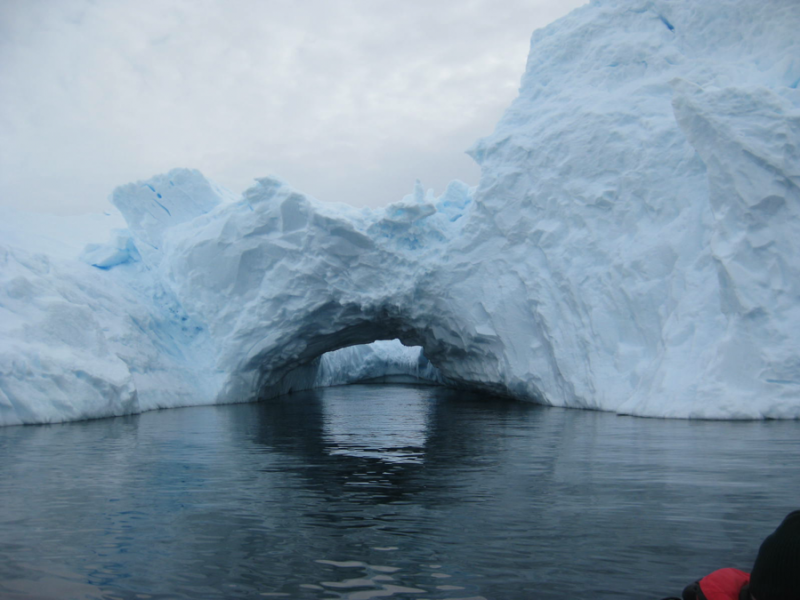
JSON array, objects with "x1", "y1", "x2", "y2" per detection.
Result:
[{"x1": 321, "y1": 385, "x2": 431, "y2": 464}]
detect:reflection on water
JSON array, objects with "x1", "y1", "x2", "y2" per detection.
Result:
[
  {"x1": 322, "y1": 385, "x2": 430, "y2": 463},
  {"x1": 0, "y1": 384, "x2": 799, "y2": 600}
]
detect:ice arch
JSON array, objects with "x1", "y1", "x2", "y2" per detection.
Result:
[{"x1": 109, "y1": 171, "x2": 518, "y2": 407}]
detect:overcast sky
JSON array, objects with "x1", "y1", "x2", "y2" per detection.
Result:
[{"x1": 0, "y1": 0, "x2": 586, "y2": 215}]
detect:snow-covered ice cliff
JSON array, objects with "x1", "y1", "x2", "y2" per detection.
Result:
[{"x1": 1, "y1": 0, "x2": 799, "y2": 425}]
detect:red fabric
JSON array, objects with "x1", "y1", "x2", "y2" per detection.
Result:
[{"x1": 699, "y1": 568, "x2": 751, "y2": 600}]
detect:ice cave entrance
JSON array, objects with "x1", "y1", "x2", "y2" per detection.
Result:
[{"x1": 277, "y1": 339, "x2": 446, "y2": 396}]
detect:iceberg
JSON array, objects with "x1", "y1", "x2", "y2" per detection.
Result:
[{"x1": 1, "y1": 0, "x2": 799, "y2": 425}]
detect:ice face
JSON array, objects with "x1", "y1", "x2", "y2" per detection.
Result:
[
  {"x1": 460, "y1": 0, "x2": 800, "y2": 418},
  {"x1": 1, "y1": 0, "x2": 799, "y2": 425}
]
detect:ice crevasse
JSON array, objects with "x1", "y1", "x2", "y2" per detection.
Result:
[{"x1": 1, "y1": 0, "x2": 799, "y2": 425}]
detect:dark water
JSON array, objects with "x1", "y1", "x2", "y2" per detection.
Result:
[{"x1": 1, "y1": 385, "x2": 798, "y2": 600}]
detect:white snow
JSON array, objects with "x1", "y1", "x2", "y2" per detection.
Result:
[{"x1": 1, "y1": 0, "x2": 799, "y2": 425}]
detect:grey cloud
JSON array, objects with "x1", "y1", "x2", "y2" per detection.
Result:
[{"x1": 0, "y1": 0, "x2": 586, "y2": 215}]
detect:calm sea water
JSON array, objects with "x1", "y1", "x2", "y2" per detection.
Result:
[{"x1": 1, "y1": 384, "x2": 798, "y2": 600}]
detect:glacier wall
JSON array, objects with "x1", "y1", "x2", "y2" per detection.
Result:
[
  {"x1": 460, "y1": 0, "x2": 800, "y2": 417},
  {"x1": 1, "y1": 0, "x2": 799, "y2": 425}
]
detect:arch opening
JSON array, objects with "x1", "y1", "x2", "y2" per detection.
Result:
[
  {"x1": 269, "y1": 339, "x2": 447, "y2": 399},
  {"x1": 235, "y1": 301, "x2": 510, "y2": 405}
]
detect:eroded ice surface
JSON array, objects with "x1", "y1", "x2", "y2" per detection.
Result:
[{"x1": 1, "y1": 0, "x2": 799, "y2": 425}]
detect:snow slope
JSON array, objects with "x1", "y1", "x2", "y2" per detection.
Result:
[{"x1": 1, "y1": 0, "x2": 798, "y2": 425}]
